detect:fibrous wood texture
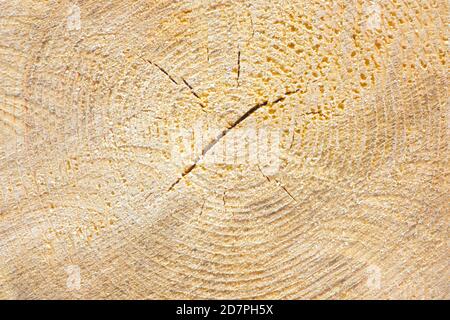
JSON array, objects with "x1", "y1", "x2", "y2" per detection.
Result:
[{"x1": 0, "y1": 0, "x2": 448, "y2": 299}]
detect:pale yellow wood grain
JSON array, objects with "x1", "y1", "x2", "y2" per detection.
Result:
[{"x1": 0, "y1": 0, "x2": 448, "y2": 299}]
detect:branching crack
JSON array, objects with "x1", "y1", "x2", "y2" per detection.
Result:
[{"x1": 167, "y1": 88, "x2": 300, "y2": 192}]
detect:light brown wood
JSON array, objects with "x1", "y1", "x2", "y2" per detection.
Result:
[{"x1": 0, "y1": 0, "x2": 448, "y2": 299}]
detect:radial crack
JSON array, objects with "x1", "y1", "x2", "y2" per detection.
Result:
[
  {"x1": 167, "y1": 162, "x2": 198, "y2": 191},
  {"x1": 181, "y1": 77, "x2": 206, "y2": 108},
  {"x1": 144, "y1": 59, "x2": 178, "y2": 85},
  {"x1": 167, "y1": 88, "x2": 300, "y2": 192},
  {"x1": 278, "y1": 183, "x2": 298, "y2": 203},
  {"x1": 143, "y1": 58, "x2": 206, "y2": 111},
  {"x1": 237, "y1": 49, "x2": 241, "y2": 87},
  {"x1": 258, "y1": 165, "x2": 297, "y2": 203}
]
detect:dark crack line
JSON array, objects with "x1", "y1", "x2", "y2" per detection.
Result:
[
  {"x1": 199, "y1": 199, "x2": 206, "y2": 216},
  {"x1": 181, "y1": 77, "x2": 206, "y2": 109},
  {"x1": 288, "y1": 117, "x2": 296, "y2": 150},
  {"x1": 167, "y1": 88, "x2": 300, "y2": 192},
  {"x1": 257, "y1": 165, "x2": 271, "y2": 182},
  {"x1": 144, "y1": 59, "x2": 178, "y2": 85},
  {"x1": 182, "y1": 77, "x2": 200, "y2": 99},
  {"x1": 278, "y1": 183, "x2": 298, "y2": 203},
  {"x1": 143, "y1": 58, "x2": 206, "y2": 110},
  {"x1": 246, "y1": 4, "x2": 255, "y2": 40},
  {"x1": 167, "y1": 162, "x2": 197, "y2": 191},
  {"x1": 222, "y1": 192, "x2": 227, "y2": 215},
  {"x1": 257, "y1": 166, "x2": 297, "y2": 203},
  {"x1": 237, "y1": 49, "x2": 241, "y2": 87}
]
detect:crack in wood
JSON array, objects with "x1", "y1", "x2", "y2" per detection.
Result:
[
  {"x1": 143, "y1": 58, "x2": 207, "y2": 110},
  {"x1": 181, "y1": 77, "x2": 206, "y2": 109},
  {"x1": 167, "y1": 88, "x2": 300, "y2": 192},
  {"x1": 237, "y1": 49, "x2": 241, "y2": 87},
  {"x1": 144, "y1": 59, "x2": 178, "y2": 85},
  {"x1": 257, "y1": 165, "x2": 297, "y2": 203}
]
